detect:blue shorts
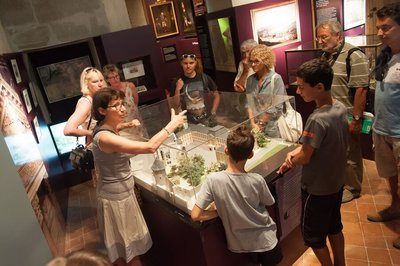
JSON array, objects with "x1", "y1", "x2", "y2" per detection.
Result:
[{"x1": 301, "y1": 187, "x2": 343, "y2": 248}]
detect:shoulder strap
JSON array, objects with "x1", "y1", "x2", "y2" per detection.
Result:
[
  {"x1": 270, "y1": 73, "x2": 277, "y2": 90},
  {"x1": 76, "y1": 115, "x2": 92, "y2": 144},
  {"x1": 346, "y1": 47, "x2": 364, "y2": 80},
  {"x1": 201, "y1": 73, "x2": 209, "y2": 91}
]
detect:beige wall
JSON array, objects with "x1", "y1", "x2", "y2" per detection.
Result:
[{"x1": 0, "y1": 0, "x2": 134, "y2": 53}]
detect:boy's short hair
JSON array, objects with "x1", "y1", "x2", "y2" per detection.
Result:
[
  {"x1": 376, "y1": 3, "x2": 400, "y2": 25},
  {"x1": 296, "y1": 58, "x2": 333, "y2": 90},
  {"x1": 227, "y1": 125, "x2": 255, "y2": 162}
]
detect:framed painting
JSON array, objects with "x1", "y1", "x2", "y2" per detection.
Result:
[
  {"x1": 192, "y1": 0, "x2": 206, "y2": 16},
  {"x1": 36, "y1": 56, "x2": 92, "y2": 103},
  {"x1": 11, "y1": 59, "x2": 22, "y2": 84},
  {"x1": 343, "y1": 0, "x2": 366, "y2": 30},
  {"x1": 22, "y1": 89, "x2": 32, "y2": 114},
  {"x1": 28, "y1": 82, "x2": 38, "y2": 107},
  {"x1": 251, "y1": 0, "x2": 301, "y2": 48},
  {"x1": 176, "y1": 0, "x2": 196, "y2": 36},
  {"x1": 150, "y1": 1, "x2": 179, "y2": 39},
  {"x1": 122, "y1": 60, "x2": 145, "y2": 80}
]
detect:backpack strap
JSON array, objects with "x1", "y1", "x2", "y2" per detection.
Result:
[
  {"x1": 201, "y1": 73, "x2": 210, "y2": 92},
  {"x1": 346, "y1": 47, "x2": 364, "y2": 80}
]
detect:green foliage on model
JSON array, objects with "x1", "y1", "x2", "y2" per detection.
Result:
[
  {"x1": 251, "y1": 128, "x2": 269, "y2": 148},
  {"x1": 170, "y1": 154, "x2": 205, "y2": 187}
]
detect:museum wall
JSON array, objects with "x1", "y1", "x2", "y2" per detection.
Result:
[
  {"x1": 234, "y1": 0, "x2": 314, "y2": 84},
  {"x1": 0, "y1": 0, "x2": 131, "y2": 52},
  {"x1": 0, "y1": 133, "x2": 52, "y2": 266}
]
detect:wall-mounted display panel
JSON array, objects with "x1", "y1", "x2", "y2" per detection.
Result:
[{"x1": 36, "y1": 56, "x2": 92, "y2": 103}]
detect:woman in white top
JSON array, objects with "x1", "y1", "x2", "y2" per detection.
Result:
[
  {"x1": 64, "y1": 67, "x2": 105, "y2": 142},
  {"x1": 103, "y1": 64, "x2": 146, "y2": 139}
]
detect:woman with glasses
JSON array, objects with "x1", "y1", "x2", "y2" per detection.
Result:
[
  {"x1": 91, "y1": 87, "x2": 187, "y2": 266},
  {"x1": 103, "y1": 64, "x2": 146, "y2": 140},
  {"x1": 245, "y1": 44, "x2": 286, "y2": 135},
  {"x1": 170, "y1": 51, "x2": 220, "y2": 127},
  {"x1": 64, "y1": 67, "x2": 106, "y2": 186}
]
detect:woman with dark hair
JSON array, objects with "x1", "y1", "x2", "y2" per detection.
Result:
[{"x1": 91, "y1": 87, "x2": 186, "y2": 266}]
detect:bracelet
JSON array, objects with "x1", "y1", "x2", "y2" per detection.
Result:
[{"x1": 163, "y1": 127, "x2": 170, "y2": 135}]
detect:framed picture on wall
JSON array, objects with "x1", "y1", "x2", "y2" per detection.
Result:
[
  {"x1": 176, "y1": 0, "x2": 196, "y2": 36},
  {"x1": 31, "y1": 116, "x2": 41, "y2": 144},
  {"x1": 343, "y1": 0, "x2": 365, "y2": 30},
  {"x1": 162, "y1": 45, "x2": 178, "y2": 62},
  {"x1": 192, "y1": 0, "x2": 206, "y2": 16},
  {"x1": 10, "y1": 59, "x2": 22, "y2": 84},
  {"x1": 121, "y1": 60, "x2": 146, "y2": 80},
  {"x1": 251, "y1": 0, "x2": 301, "y2": 48},
  {"x1": 36, "y1": 56, "x2": 92, "y2": 103},
  {"x1": 28, "y1": 82, "x2": 38, "y2": 107},
  {"x1": 22, "y1": 88, "x2": 32, "y2": 114},
  {"x1": 150, "y1": 1, "x2": 179, "y2": 39}
]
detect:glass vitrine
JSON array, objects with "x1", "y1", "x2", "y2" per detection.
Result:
[{"x1": 130, "y1": 92, "x2": 299, "y2": 214}]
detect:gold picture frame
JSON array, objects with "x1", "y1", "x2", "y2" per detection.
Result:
[{"x1": 150, "y1": 1, "x2": 179, "y2": 39}]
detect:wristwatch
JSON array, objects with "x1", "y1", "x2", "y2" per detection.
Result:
[{"x1": 353, "y1": 115, "x2": 361, "y2": 121}]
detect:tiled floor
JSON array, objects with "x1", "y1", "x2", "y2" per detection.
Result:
[{"x1": 64, "y1": 159, "x2": 400, "y2": 265}]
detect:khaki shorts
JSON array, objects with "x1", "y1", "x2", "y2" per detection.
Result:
[{"x1": 373, "y1": 132, "x2": 400, "y2": 178}]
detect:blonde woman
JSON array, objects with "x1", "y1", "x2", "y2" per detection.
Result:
[
  {"x1": 64, "y1": 67, "x2": 105, "y2": 142},
  {"x1": 246, "y1": 45, "x2": 286, "y2": 136}
]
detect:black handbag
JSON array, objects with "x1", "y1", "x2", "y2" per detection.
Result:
[
  {"x1": 69, "y1": 116, "x2": 94, "y2": 171},
  {"x1": 69, "y1": 144, "x2": 94, "y2": 171}
]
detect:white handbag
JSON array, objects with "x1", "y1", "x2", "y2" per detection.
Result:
[{"x1": 270, "y1": 73, "x2": 303, "y2": 142}]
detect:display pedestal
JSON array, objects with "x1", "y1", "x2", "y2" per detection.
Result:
[{"x1": 139, "y1": 167, "x2": 306, "y2": 266}]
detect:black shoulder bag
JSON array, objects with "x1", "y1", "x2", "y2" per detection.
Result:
[{"x1": 69, "y1": 116, "x2": 94, "y2": 171}]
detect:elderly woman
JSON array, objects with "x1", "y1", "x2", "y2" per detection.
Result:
[
  {"x1": 246, "y1": 44, "x2": 286, "y2": 136},
  {"x1": 103, "y1": 64, "x2": 146, "y2": 139},
  {"x1": 234, "y1": 39, "x2": 258, "y2": 92},
  {"x1": 246, "y1": 44, "x2": 285, "y2": 95},
  {"x1": 91, "y1": 87, "x2": 186, "y2": 266}
]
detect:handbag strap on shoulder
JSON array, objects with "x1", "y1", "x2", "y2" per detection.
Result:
[{"x1": 76, "y1": 115, "x2": 92, "y2": 145}]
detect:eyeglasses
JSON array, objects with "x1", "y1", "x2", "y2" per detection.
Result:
[
  {"x1": 181, "y1": 54, "x2": 196, "y2": 59},
  {"x1": 107, "y1": 101, "x2": 126, "y2": 110},
  {"x1": 249, "y1": 59, "x2": 261, "y2": 65},
  {"x1": 107, "y1": 74, "x2": 119, "y2": 80}
]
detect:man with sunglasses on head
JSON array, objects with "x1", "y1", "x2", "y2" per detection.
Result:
[
  {"x1": 316, "y1": 20, "x2": 370, "y2": 203},
  {"x1": 366, "y1": 3, "x2": 400, "y2": 249},
  {"x1": 170, "y1": 52, "x2": 220, "y2": 127}
]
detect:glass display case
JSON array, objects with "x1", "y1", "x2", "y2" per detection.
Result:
[
  {"x1": 130, "y1": 92, "x2": 299, "y2": 214},
  {"x1": 284, "y1": 34, "x2": 382, "y2": 87}
]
